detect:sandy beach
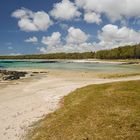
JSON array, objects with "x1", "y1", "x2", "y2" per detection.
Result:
[{"x1": 0, "y1": 69, "x2": 140, "y2": 140}]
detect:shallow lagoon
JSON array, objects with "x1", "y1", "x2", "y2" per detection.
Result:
[{"x1": 0, "y1": 60, "x2": 140, "y2": 73}]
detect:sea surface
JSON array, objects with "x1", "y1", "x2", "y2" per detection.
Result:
[{"x1": 0, "y1": 60, "x2": 140, "y2": 73}]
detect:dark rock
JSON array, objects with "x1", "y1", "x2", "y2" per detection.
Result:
[
  {"x1": 33, "y1": 72, "x2": 39, "y2": 74},
  {"x1": 40, "y1": 71, "x2": 47, "y2": 73},
  {"x1": 0, "y1": 70, "x2": 27, "y2": 81},
  {"x1": 3, "y1": 75, "x2": 20, "y2": 80}
]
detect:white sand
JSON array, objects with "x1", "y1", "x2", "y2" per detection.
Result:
[
  {"x1": 65, "y1": 59, "x2": 125, "y2": 64},
  {"x1": 0, "y1": 71, "x2": 140, "y2": 140}
]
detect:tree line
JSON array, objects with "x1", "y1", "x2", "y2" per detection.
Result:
[
  {"x1": 95, "y1": 44, "x2": 140, "y2": 59},
  {"x1": 0, "y1": 52, "x2": 95, "y2": 59},
  {"x1": 0, "y1": 44, "x2": 140, "y2": 59}
]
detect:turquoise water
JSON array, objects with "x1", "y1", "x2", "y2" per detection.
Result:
[{"x1": 0, "y1": 60, "x2": 140, "y2": 73}]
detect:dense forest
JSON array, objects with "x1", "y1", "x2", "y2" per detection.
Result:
[
  {"x1": 95, "y1": 44, "x2": 140, "y2": 59},
  {"x1": 0, "y1": 44, "x2": 140, "y2": 59}
]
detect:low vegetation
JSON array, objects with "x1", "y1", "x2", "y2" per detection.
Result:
[
  {"x1": 99, "y1": 73, "x2": 140, "y2": 79},
  {"x1": 0, "y1": 44, "x2": 140, "y2": 60},
  {"x1": 27, "y1": 80, "x2": 140, "y2": 140}
]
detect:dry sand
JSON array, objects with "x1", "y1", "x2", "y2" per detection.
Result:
[{"x1": 0, "y1": 69, "x2": 140, "y2": 140}]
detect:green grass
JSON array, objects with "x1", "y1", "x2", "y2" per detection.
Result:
[{"x1": 27, "y1": 80, "x2": 140, "y2": 140}]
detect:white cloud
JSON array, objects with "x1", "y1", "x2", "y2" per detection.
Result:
[
  {"x1": 38, "y1": 47, "x2": 48, "y2": 53},
  {"x1": 66, "y1": 27, "x2": 89, "y2": 44},
  {"x1": 39, "y1": 24, "x2": 139, "y2": 54},
  {"x1": 10, "y1": 53, "x2": 21, "y2": 56},
  {"x1": 50, "y1": 0, "x2": 81, "y2": 20},
  {"x1": 84, "y1": 12, "x2": 101, "y2": 24},
  {"x1": 12, "y1": 8, "x2": 53, "y2": 32},
  {"x1": 12, "y1": 8, "x2": 33, "y2": 18},
  {"x1": 75, "y1": 0, "x2": 140, "y2": 22},
  {"x1": 39, "y1": 27, "x2": 94, "y2": 53},
  {"x1": 39, "y1": 42, "x2": 95, "y2": 53},
  {"x1": 42, "y1": 32, "x2": 61, "y2": 47},
  {"x1": 25, "y1": 36, "x2": 38, "y2": 43},
  {"x1": 97, "y1": 24, "x2": 140, "y2": 49}
]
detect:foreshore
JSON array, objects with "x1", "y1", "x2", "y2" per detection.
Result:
[
  {"x1": 0, "y1": 68, "x2": 140, "y2": 140},
  {"x1": 1, "y1": 58, "x2": 140, "y2": 64}
]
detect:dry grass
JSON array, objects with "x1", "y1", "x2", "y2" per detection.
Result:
[
  {"x1": 27, "y1": 80, "x2": 140, "y2": 140},
  {"x1": 99, "y1": 73, "x2": 140, "y2": 79}
]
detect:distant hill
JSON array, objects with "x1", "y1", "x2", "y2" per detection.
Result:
[{"x1": 0, "y1": 44, "x2": 140, "y2": 59}]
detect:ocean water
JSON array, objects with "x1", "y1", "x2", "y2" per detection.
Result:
[{"x1": 0, "y1": 60, "x2": 140, "y2": 73}]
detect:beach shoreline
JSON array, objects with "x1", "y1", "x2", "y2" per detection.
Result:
[
  {"x1": 1, "y1": 58, "x2": 140, "y2": 64},
  {"x1": 0, "y1": 68, "x2": 140, "y2": 140}
]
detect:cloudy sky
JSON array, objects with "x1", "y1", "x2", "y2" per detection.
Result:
[{"x1": 0, "y1": 0, "x2": 140, "y2": 55}]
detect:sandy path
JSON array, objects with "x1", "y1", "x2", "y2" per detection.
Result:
[{"x1": 0, "y1": 75, "x2": 140, "y2": 140}]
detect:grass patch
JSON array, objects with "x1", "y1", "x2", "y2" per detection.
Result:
[
  {"x1": 99, "y1": 73, "x2": 140, "y2": 79},
  {"x1": 27, "y1": 80, "x2": 140, "y2": 140}
]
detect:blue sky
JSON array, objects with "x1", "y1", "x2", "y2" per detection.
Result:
[{"x1": 0, "y1": 0, "x2": 140, "y2": 55}]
